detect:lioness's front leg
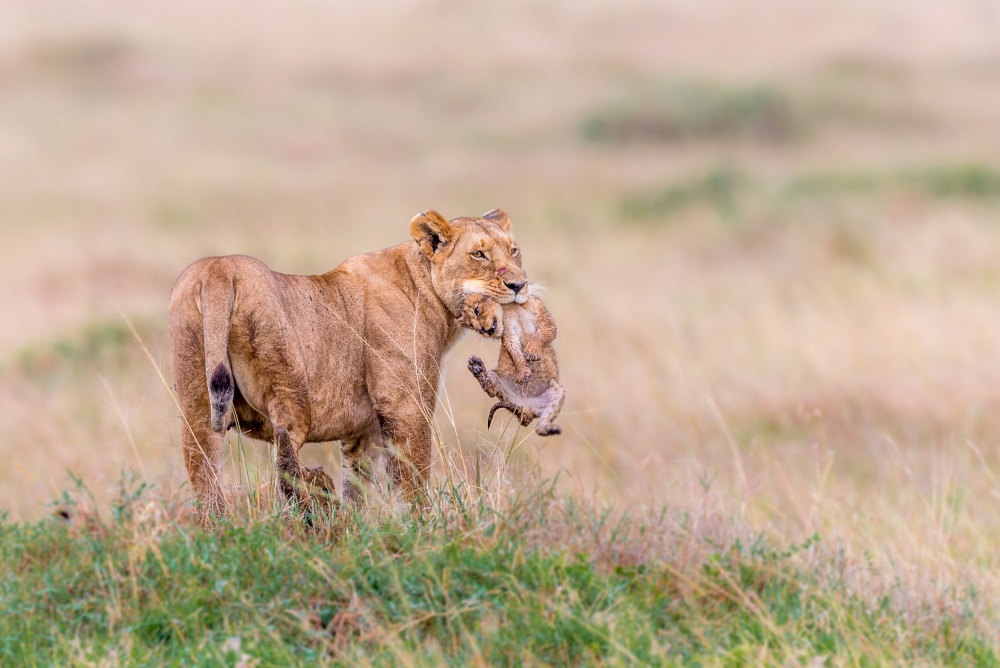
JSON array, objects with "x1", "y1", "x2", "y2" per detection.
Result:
[{"x1": 377, "y1": 408, "x2": 432, "y2": 507}]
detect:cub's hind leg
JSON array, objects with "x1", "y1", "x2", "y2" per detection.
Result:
[{"x1": 534, "y1": 380, "x2": 565, "y2": 437}]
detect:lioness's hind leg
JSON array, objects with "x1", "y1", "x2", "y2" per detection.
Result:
[
  {"x1": 181, "y1": 422, "x2": 226, "y2": 524},
  {"x1": 171, "y1": 321, "x2": 226, "y2": 524},
  {"x1": 266, "y1": 395, "x2": 310, "y2": 505},
  {"x1": 274, "y1": 428, "x2": 303, "y2": 502}
]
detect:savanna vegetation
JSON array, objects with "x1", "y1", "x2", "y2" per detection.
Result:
[{"x1": 3, "y1": 0, "x2": 1000, "y2": 663}]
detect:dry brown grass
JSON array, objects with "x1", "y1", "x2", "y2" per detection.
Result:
[{"x1": 4, "y1": 0, "x2": 1000, "y2": 623}]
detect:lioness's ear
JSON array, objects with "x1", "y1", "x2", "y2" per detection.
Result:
[
  {"x1": 410, "y1": 210, "x2": 455, "y2": 257},
  {"x1": 482, "y1": 208, "x2": 510, "y2": 232}
]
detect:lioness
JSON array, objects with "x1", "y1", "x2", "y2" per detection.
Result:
[
  {"x1": 460, "y1": 293, "x2": 565, "y2": 436},
  {"x1": 168, "y1": 209, "x2": 528, "y2": 523}
]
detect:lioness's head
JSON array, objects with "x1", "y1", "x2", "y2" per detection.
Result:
[
  {"x1": 410, "y1": 208, "x2": 528, "y2": 315},
  {"x1": 456, "y1": 293, "x2": 503, "y2": 339}
]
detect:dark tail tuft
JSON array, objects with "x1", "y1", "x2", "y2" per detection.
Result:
[{"x1": 209, "y1": 362, "x2": 234, "y2": 432}]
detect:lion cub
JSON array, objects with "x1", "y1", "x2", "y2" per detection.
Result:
[{"x1": 460, "y1": 293, "x2": 565, "y2": 436}]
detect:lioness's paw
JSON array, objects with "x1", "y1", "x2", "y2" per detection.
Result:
[{"x1": 467, "y1": 356, "x2": 486, "y2": 376}]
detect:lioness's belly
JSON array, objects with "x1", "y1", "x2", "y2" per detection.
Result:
[
  {"x1": 230, "y1": 352, "x2": 377, "y2": 443},
  {"x1": 305, "y1": 389, "x2": 378, "y2": 442}
]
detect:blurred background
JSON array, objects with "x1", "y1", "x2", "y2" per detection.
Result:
[{"x1": 4, "y1": 0, "x2": 1000, "y2": 572}]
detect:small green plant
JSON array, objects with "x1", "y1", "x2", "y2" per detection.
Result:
[
  {"x1": 901, "y1": 163, "x2": 1000, "y2": 197},
  {"x1": 15, "y1": 319, "x2": 137, "y2": 376},
  {"x1": 620, "y1": 167, "x2": 749, "y2": 220},
  {"x1": 784, "y1": 170, "x2": 887, "y2": 198},
  {"x1": 582, "y1": 82, "x2": 798, "y2": 144},
  {"x1": 621, "y1": 161, "x2": 1000, "y2": 226},
  {"x1": 784, "y1": 163, "x2": 1000, "y2": 200}
]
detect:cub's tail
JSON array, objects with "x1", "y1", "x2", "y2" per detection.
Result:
[
  {"x1": 201, "y1": 279, "x2": 235, "y2": 432},
  {"x1": 487, "y1": 401, "x2": 532, "y2": 429}
]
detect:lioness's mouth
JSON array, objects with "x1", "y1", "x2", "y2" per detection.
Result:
[
  {"x1": 497, "y1": 288, "x2": 528, "y2": 305},
  {"x1": 461, "y1": 278, "x2": 529, "y2": 304}
]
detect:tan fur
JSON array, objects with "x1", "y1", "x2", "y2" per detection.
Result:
[
  {"x1": 460, "y1": 293, "x2": 565, "y2": 436},
  {"x1": 168, "y1": 209, "x2": 528, "y2": 524}
]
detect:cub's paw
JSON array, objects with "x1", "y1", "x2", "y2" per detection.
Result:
[
  {"x1": 467, "y1": 356, "x2": 486, "y2": 377},
  {"x1": 523, "y1": 344, "x2": 542, "y2": 363},
  {"x1": 514, "y1": 367, "x2": 532, "y2": 384}
]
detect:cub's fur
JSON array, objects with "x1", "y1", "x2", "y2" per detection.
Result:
[
  {"x1": 169, "y1": 209, "x2": 528, "y2": 524},
  {"x1": 460, "y1": 293, "x2": 565, "y2": 436}
]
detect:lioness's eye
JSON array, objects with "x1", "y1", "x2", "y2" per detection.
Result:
[
  {"x1": 474, "y1": 305, "x2": 480, "y2": 316},
  {"x1": 471, "y1": 250, "x2": 487, "y2": 260}
]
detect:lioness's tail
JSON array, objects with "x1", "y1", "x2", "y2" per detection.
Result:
[{"x1": 201, "y1": 278, "x2": 235, "y2": 432}]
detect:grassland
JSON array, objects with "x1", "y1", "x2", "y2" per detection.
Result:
[
  {"x1": 2, "y1": 472, "x2": 996, "y2": 665},
  {"x1": 4, "y1": 0, "x2": 1000, "y2": 663}
]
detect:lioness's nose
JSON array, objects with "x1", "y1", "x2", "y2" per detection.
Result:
[{"x1": 505, "y1": 281, "x2": 526, "y2": 295}]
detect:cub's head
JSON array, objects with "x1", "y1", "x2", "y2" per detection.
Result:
[
  {"x1": 456, "y1": 293, "x2": 503, "y2": 338},
  {"x1": 410, "y1": 208, "x2": 528, "y2": 316}
]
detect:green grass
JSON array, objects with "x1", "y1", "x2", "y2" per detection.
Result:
[
  {"x1": 620, "y1": 162, "x2": 1000, "y2": 223},
  {"x1": 620, "y1": 167, "x2": 751, "y2": 221},
  {"x1": 2, "y1": 475, "x2": 997, "y2": 666},
  {"x1": 13, "y1": 319, "x2": 145, "y2": 378},
  {"x1": 582, "y1": 81, "x2": 798, "y2": 145},
  {"x1": 785, "y1": 163, "x2": 1000, "y2": 200}
]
